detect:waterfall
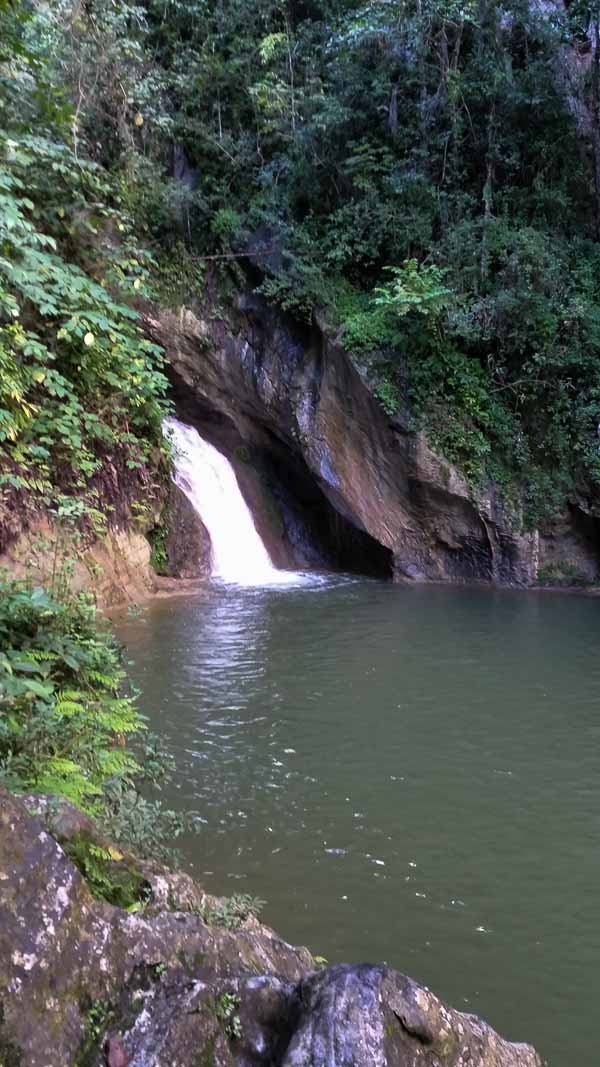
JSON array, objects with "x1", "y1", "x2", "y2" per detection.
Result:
[{"x1": 165, "y1": 417, "x2": 307, "y2": 587}]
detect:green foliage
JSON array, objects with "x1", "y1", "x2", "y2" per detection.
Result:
[
  {"x1": 203, "y1": 893, "x2": 265, "y2": 930},
  {"x1": 407, "y1": 337, "x2": 518, "y2": 484},
  {"x1": 95, "y1": 0, "x2": 600, "y2": 519},
  {"x1": 63, "y1": 831, "x2": 151, "y2": 909},
  {"x1": 0, "y1": 574, "x2": 192, "y2": 858},
  {"x1": 0, "y1": 8, "x2": 171, "y2": 538},
  {"x1": 0, "y1": 133, "x2": 170, "y2": 532},
  {"x1": 214, "y1": 992, "x2": 242, "y2": 1040},
  {"x1": 4, "y1": 0, "x2": 600, "y2": 528}
]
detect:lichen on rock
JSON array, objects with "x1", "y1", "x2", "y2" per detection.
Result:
[{"x1": 0, "y1": 791, "x2": 545, "y2": 1066}]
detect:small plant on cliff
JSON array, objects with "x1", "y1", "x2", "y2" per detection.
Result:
[
  {"x1": 214, "y1": 992, "x2": 242, "y2": 1040},
  {"x1": 77, "y1": 997, "x2": 116, "y2": 1066},
  {"x1": 147, "y1": 521, "x2": 171, "y2": 576},
  {"x1": 62, "y1": 832, "x2": 152, "y2": 910},
  {"x1": 203, "y1": 893, "x2": 266, "y2": 930},
  {"x1": 535, "y1": 561, "x2": 588, "y2": 587},
  {"x1": 0, "y1": 573, "x2": 191, "y2": 858}
]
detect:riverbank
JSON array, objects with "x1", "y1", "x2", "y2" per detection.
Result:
[{"x1": 0, "y1": 790, "x2": 543, "y2": 1066}]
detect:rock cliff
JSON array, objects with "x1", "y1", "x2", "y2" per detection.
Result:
[
  {"x1": 143, "y1": 291, "x2": 600, "y2": 586},
  {"x1": 0, "y1": 481, "x2": 211, "y2": 611},
  {"x1": 0, "y1": 791, "x2": 544, "y2": 1067}
]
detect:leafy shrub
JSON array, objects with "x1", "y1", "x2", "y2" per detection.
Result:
[
  {"x1": 337, "y1": 291, "x2": 402, "y2": 355},
  {"x1": 211, "y1": 207, "x2": 243, "y2": 243},
  {"x1": 0, "y1": 574, "x2": 190, "y2": 858},
  {"x1": 150, "y1": 243, "x2": 205, "y2": 309},
  {"x1": 536, "y1": 561, "x2": 588, "y2": 587},
  {"x1": 373, "y1": 375, "x2": 402, "y2": 417},
  {"x1": 374, "y1": 261, "x2": 453, "y2": 321},
  {"x1": 0, "y1": 132, "x2": 171, "y2": 535}
]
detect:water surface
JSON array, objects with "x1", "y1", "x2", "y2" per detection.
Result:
[{"x1": 117, "y1": 580, "x2": 600, "y2": 1065}]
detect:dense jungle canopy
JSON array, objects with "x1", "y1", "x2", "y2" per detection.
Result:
[{"x1": 3, "y1": 0, "x2": 600, "y2": 532}]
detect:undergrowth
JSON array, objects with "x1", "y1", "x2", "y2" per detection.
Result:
[
  {"x1": 62, "y1": 831, "x2": 151, "y2": 910},
  {"x1": 0, "y1": 572, "x2": 193, "y2": 860},
  {"x1": 203, "y1": 893, "x2": 266, "y2": 930},
  {"x1": 0, "y1": 134, "x2": 172, "y2": 544}
]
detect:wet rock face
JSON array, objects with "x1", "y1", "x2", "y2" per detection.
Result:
[
  {"x1": 282, "y1": 965, "x2": 542, "y2": 1067},
  {"x1": 0, "y1": 792, "x2": 544, "y2": 1067},
  {"x1": 164, "y1": 482, "x2": 212, "y2": 579},
  {"x1": 143, "y1": 295, "x2": 595, "y2": 585}
]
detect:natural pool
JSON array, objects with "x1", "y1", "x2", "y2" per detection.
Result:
[{"x1": 117, "y1": 578, "x2": 600, "y2": 1066}]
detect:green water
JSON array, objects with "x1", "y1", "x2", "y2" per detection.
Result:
[{"x1": 117, "y1": 579, "x2": 600, "y2": 1065}]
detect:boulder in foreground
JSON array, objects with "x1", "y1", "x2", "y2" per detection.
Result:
[{"x1": 0, "y1": 792, "x2": 544, "y2": 1067}]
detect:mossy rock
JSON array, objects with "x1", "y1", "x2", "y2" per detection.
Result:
[
  {"x1": 63, "y1": 830, "x2": 151, "y2": 910},
  {"x1": 1, "y1": 792, "x2": 542, "y2": 1067}
]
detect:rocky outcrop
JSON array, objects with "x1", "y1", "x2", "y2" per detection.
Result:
[
  {"x1": 279, "y1": 965, "x2": 539, "y2": 1067},
  {"x1": 144, "y1": 294, "x2": 600, "y2": 585},
  {"x1": 0, "y1": 520, "x2": 161, "y2": 609},
  {"x1": 0, "y1": 484, "x2": 211, "y2": 609},
  {"x1": 0, "y1": 791, "x2": 544, "y2": 1067},
  {"x1": 163, "y1": 482, "x2": 212, "y2": 580},
  {"x1": 0, "y1": 791, "x2": 312, "y2": 1067}
]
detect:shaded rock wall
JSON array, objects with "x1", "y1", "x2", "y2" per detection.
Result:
[
  {"x1": 144, "y1": 293, "x2": 598, "y2": 585},
  {"x1": 0, "y1": 792, "x2": 544, "y2": 1067},
  {"x1": 163, "y1": 482, "x2": 212, "y2": 580}
]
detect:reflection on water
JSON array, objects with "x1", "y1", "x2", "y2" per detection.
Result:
[{"x1": 117, "y1": 580, "x2": 600, "y2": 1067}]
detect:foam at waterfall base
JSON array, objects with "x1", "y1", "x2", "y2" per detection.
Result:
[
  {"x1": 210, "y1": 571, "x2": 332, "y2": 590},
  {"x1": 164, "y1": 417, "x2": 325, "y2": 589}
]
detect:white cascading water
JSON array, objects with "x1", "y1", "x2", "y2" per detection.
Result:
[{"x1": 165, "y1": 417, "x2": 307, "y2": 587}]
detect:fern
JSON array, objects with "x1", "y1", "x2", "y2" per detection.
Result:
[
  {"x1": 0, "y1": 576, "x2": 143, "y2": 811},
  {"x1": 95, "y1": 749, "x2": 140, "y2": 777},
  {"x1": 36, "y1": 758, "x2": 102, "y2": 807},
  {"x1": 0, "y1": 575, "x2": 191, "y2": 860}
]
